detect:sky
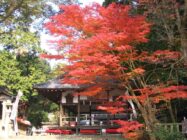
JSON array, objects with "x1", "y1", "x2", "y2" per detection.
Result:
[
  {"x1": 41, "y1": 0, "x2": 105, "y2": 52},
  {"x1": 40, "y1": 0, "x2": 104, "y2": 67},
  {"x1": 79, "y1": 0, "x2": 104, "y2": 6}
]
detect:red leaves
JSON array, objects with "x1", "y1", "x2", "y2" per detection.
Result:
[
  {"x1": 79, "y1": 86, "x2": 103, "y2": 96},
  {"x1": 114, "y1": 120, "x2": 144, "y2": 131},
  {"x1": 140, "y1": 50, "x2": 181, "y2": 64},
  {"x1": 97, "y1": 106, "x2": 124, "y2": 114},
  {"x1": 132, "y1": 68, "x2": 145, "y2": 75},
  {"x1": 133, "y1": 85, "x2": 187, "y2": 103},
  {"x1": 116, "y1": 45, "x2": 133, "y2": 52},
  {"x1": 97, "y1": 100, "x2": 126, "y2": 114},
  {"x1": 42, "y1": 3, "x2": 186, "y2": 139},
  {"x1": 158, "y1": 85, "x2": 187, "y2": 93},
  {"x1": 44, "y1": 3, "x2": 151, "y2": 92},
  {"x1": 113, "y1": 120, "x2": 144, "y2": 138},
  {"x1": 153, "y1": 86, "x2": 187, "y2": 102}
]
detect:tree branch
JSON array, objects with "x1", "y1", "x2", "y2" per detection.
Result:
[{"x1": 0, "y1": 0, "x2": 24, "y2": 23}]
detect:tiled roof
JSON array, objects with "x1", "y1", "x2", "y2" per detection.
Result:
[
  {"x1": 33, "y1": 77, "x2": 80, "y2": 90},
  {"x1": 0, "y1": 86, "x2": 12, "y2": 101},
  {"x1": 0, "y1": 86, "x2": 10, "y2": 95}
]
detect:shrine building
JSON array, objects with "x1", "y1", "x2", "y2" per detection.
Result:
[{"x1": 33, "y1": 76, "x2": 129, "y2": 134}]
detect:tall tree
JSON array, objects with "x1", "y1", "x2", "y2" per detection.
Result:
[
  {"x1": 139, "y1": 0, "x2": 187, "y2": 65},
  {"x1": 103, "y1": 0, "x2": 187, "y2": 124},
  {"x1": 0, "y1": 0, "x2": 79, "y2": 95},
  {"x1": 0, "y1": 42, "x2": 52, "y2": 124},
  {"x1": 0, "y1": 0, "x2": 65, "y2": 122},
  {"x1": 0, "y1": 50, "x2": 50, "y2": 100},
  {"x1": 44, "y1": 3, "x2": 187, "y2": 139}
]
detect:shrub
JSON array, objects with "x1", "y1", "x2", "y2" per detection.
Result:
[{"x1": 153, "y1": 125, "x2": 186, "y2": 140}]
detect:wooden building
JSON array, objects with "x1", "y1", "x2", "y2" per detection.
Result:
[{"x1": 34, "y1": 77, "x2": 129, "y2": 134}]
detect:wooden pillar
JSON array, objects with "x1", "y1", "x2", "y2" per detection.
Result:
[
  {"x1": 60, "y1": 92, "x2": 65, "y2": 127},
  {"x1": 59, "y1": 103, "x2": 62, "y2": 127},
  {"x1": 107, "y1": 91, "x2": 110, "y2": 101},
  {"x1": 76, "y1": 95, "x2": 80, "y2": 134},
  {"x1": 89, "y1": 101, "x2": 92, "y2": 126},
  {"x1": 68, "y1": 109, "x2": 70, "y2": 126},
  {"x1": 107, "y1": 91, "x2": 110, "y2": 127}
]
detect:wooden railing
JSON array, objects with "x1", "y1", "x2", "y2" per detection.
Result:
[
  {"x1": 61, "y1": 114, "x2": 89, "y2": 122},
  {"x1": 156, "y1": 123, "x2": 182, "y2": 133},
  {"x1": 60, "y1": 114, "x2": 117, "y2": 127}
]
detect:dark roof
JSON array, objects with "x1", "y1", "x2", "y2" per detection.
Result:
[
  {"x1": 33, "y1": 75, "x2": 121, "y2": 91},
  {"x1": 33, "y1": 77, "x2": 81, "y2": 90},
  {"x1": 33, "y1": 76, "x2": 121, "y2": 103},
  {"x1": 0, "y1": 86, "x2": 12, "y2": 101},
  {"x1": 33, "y1": 77, "x2": 83, "y2": 103},
  {"x1": 0, "y1": 86, "x2": 10, "y2": 95}
]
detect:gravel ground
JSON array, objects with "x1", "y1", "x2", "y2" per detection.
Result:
[{"x1": 0, "y1": 135, "x2": 124, "y2": 140}]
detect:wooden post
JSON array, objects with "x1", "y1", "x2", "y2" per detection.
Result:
[
  {"x1": 76, "y1": 95, "x2": 80, "y2": 134},
  {"x1": 68, "y1": 109, "x2": 70, "y2": 127},
  {"x1": 60, "y1": 92, "x2": 65, "y2": 127},
  {"x1": 107, "y1": 91, "x2": 110, "y2": 127},
  {"x1": 89, "y1": 101, "x2": 92, "y2": 126},
  {"x1": 107, "y1": 91, "x2": 110, "y2": 101},
  {"x1": 182, "y1": 118, "x2": 187, "y2": 134},
  {"x1": 59, "y1": 103, "x2": 62, "y2": 127}
]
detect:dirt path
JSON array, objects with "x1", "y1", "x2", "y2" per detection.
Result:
[{"x1": 0, "y1": 135, "x2": 124, "y2": 140}]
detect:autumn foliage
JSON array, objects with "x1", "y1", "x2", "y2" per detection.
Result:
[
  {"x1": 45, "y1": 3, "x2": 150, "y2": 85},
  {"x1": 44, "y1": 2, "x2": 187, "y2": 139}
]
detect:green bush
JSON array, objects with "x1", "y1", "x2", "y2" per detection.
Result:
[
  {"x1": 153, "y1": 126, "x2": 186, "y2": 140},
  {"x1": 28, "y1": 111, "x2": 49, "y2": 127}
]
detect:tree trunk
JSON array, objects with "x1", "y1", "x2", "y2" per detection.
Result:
[
  {"x1": 143, "y1": 114, "x2": 157, "y2": 140},
  {"x1": 140, "y1": 103, "x2": 158, "y2": 140},
  {"x1": 175, "y1": 0, "x2": 187, "y2": 65},
  {"x1": 181, "y1": 31, "x2": 187, "y2": 66},
  {"x1": 168, "y1": 101, "x2": 176, "y2": 122},
  {"x1": 125, "y1": 90, "x2": 138, "y2": 119}
]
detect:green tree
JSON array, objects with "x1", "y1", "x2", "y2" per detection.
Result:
[
  {"x1": 27, "y1": 95, "x2": 58, "y2": 127},
  {"x1": 103, "y1": 0, "x2": 136, "y2": 6},
  {"x1": 0, "y1": 0, "x2": 81, "y2": 126},
  {"x1": 0, "y1": 51, "x2": 21, "y2": 91},
  {"x1": 0, "y1": 50, "x2": 50, "y2": 99},
  {"x1": 0, "y1": 0, "x2": 79, "y2": 126}
]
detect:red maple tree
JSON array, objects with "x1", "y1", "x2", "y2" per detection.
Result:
[{"x1": 43, "y1": 3, "x2": 187, "y2": 140}]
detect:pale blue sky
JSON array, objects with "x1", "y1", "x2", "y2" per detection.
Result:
[{"x1": 79, "y1": 0, "x2": 104, "y2": 6}]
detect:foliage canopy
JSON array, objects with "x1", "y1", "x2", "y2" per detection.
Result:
[{"x1": 44, "y1": 2, "x2": 187, "y2": 139}]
